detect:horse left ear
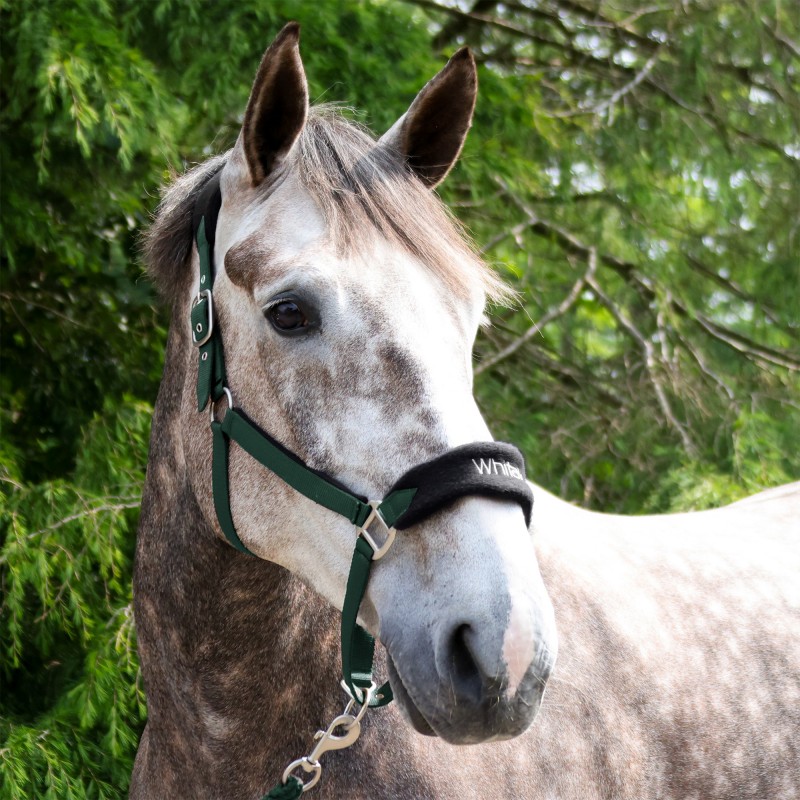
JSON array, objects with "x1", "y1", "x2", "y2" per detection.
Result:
[
  {"x1": 240, "y1": 22, "x2": 309, "y2": 186},
  {"x1": 380, "y1": 48, "x2": 477, "y2": 189}
]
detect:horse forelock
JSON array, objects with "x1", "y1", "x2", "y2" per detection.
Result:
[
  {"x1": 144, "y1": 106, "x2": 509, "y2": 307},
  {"x1": 295, "y1": 106, "x2": 508, "y2": 303}
]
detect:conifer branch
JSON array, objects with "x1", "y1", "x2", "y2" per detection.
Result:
[
  {"x1": 490, "y1": 179, "x2": 800, "y2": 373},
  {"x1": 25, "y1": 499, "x2": 141, "y2": 541},
  {"x1": 476, "y1": 247, "x2": 597, "y2": 375},
  {"x1": 586, "y1": 274, "x2": 698, "y2": 456}
]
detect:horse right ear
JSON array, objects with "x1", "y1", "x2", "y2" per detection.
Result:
[{"x1": 238, "y1": 22, "x2": 309, "y2": 187}]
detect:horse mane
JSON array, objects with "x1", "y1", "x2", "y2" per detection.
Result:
[
  {"x1": 143, "y1": 153, "x2": 228, "y2": 305},
  {"x1": 144, "y1": 106, "x2": 508, "y2": 305}
]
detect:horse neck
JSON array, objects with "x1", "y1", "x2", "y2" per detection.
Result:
[{"x1": 133, "y1": 323, "x2": 342, "y2": 793}]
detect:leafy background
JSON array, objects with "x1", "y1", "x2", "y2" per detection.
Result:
[{"x1": 1, "y1": 0, "x2": 797, "y2": 796}]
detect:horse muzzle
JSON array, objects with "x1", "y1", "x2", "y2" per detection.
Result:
[
  {"x1": 383, "y1": 603, "x2": 557, "y2": 744},
  {"x1": 376, "y1": 502, "x2": 558, "y2": 746}
]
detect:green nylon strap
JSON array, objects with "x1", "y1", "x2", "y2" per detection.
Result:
[
  {"x1": 197, "y1": 332, "x2": 226, "y2": 411},
  {"x1": 336, "y1": 488, "x2": 414, "y2": 706},
  {"x1": 211, "y1": 421, "x2": 256, "y2": 556},
  {"x1": 221, "y1": 409, "x2": 375, "y2": 526},
  {"x1": 341, "y1": 537, "x2": 392, "y2": 707},
  {"x1": 375, "y1": 488, "x2": 417, "y2": 528},
  {"x1": 194, "y1": 219, "x2": 227, "y2": 411}
]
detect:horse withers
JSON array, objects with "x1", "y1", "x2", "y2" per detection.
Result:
[{"x1": 132, "y1": 23, "x2": 800, "y2": 800}]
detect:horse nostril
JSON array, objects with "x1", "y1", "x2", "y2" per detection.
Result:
[{"x1": 448, "y1": 624, "x2": 484, "y2": 703}]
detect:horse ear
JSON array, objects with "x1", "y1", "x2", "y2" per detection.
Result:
[
  {"x1": 380, "y1": 48, "x2": 477, "y2": 189},
  {"x1": 240, "y1": 22, "x2": 309, "y2": 186}
]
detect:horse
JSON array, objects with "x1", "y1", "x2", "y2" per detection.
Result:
[{"x1": 132, "y1": 23, "x2": 800, "y2": 800}]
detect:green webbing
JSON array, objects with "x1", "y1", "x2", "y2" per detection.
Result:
[
  {"x1": 221, "y1": 409, "x2": 374, "y2": 526},
  {"x1": 262, "y1": 776, "x2": 303, "y2": 800},
  {"x1": 338, "y1": 489, "x2": 415, "y2": 707},
  {"x1": 194, "y1": 219, "x2": 227, "y2": 411},
  {"x1": 375, "y1": 488, "x2": 418, "y2": 528},
  {"x1": 341, "y1": 538, "x2": 393, "y2": 707},
  {"x1": 211, "y1": 421, "x2": 256, "y2": 556}
]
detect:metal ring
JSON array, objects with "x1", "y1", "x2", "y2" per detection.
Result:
[
  {"x1": 282, "y1": 757, "x2": 322, "y2": 793},
  {"x1": 340, "y1": 679, "x2": 376, "y2": 713},
  {"x1": 209, "y1": 387, "x2": 233, "y2": 424}
]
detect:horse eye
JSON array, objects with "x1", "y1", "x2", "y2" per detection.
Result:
[{"x1": 265, "y1": 299, "x2": 310, "y2": 335}]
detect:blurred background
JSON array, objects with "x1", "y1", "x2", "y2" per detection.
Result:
[{"x1": 1, "y1": 1, "x2": 798, "y2": 795}]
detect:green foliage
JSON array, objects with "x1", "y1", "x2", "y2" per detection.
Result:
[
  {"x1": 1, "y1": 0, "x2": 176, "y2": 480},
  {"x1": 1, "y1": 400, "x2": 149, "y2": 797},
  {"x1": 1, "y1": 0, "x2": 797, "y2": 795},
  {"x1": 646, "y1": 407, "x2": 799, "y2": 512},
  {"x1": 415, "y1": 0, "x2": 800, "y2": 511}
]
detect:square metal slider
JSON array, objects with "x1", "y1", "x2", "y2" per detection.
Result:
[{"x1": 358, "y1": 501, "x2": 396, "y2": 560}]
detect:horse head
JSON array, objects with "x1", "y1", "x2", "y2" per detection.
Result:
[{"x1": 147, "y1": 23, "x2": 557, "y2": 746}]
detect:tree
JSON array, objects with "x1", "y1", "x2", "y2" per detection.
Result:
[{"x1": 411, "y1": 0, "x2": 800, "y2": 510}]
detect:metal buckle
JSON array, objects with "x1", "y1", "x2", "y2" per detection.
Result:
[
  {"x1": 358, "y1": 501, "x2": 396, "y2": 560},
  {"x1": 191, "y1": 289, "x2": 214, "y2": 347}
]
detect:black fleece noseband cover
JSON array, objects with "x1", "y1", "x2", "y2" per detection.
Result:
[{"x1": 388, "y1": 442, "x2": 533, "y2": 529}]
